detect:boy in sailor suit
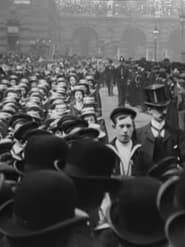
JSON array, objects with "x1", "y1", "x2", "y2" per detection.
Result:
[{"x1": 108, "y1": 107, "x2": 147, "y2": 176}]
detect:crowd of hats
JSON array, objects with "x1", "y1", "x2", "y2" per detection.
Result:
[
  {"x1": 1, "y1": 56, "x2": 185, "y2": 246},
  {"x1": 0, "y1": 67, "x2": 105, "y2": 141}
]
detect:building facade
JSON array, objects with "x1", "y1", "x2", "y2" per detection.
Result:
[{"x1": 0, "y1": 0, "x2": 61, "y2": 57}]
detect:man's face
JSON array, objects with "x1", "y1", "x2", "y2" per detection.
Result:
[
  {"x1": 113, "y1": 116, "x2": 134, "y2": 144},
  {"x1": 149, "y1": 106, "x2": 168, "y2": 123},
  {"x1": 74, "y1": 91, "x2": 83, "y2": 102}
]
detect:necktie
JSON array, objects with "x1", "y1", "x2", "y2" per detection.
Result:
[{"x1": 151, "y1": 124, "x2": 164, "y2": 138}]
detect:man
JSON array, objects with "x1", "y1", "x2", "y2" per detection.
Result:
[
  {"x1": 108, "y1": 107, "x2": 147, "y2": 176},
  {"x1": 136, "y1": 84, "x2": 185, "y2": 172},
  {"x1": 115, "y1": 57, "x2": 129, "y2": 106},
  {"x1": 63, "y1": 139, "x2": 119, "y2": 228},
  {"x1": 104, "y1": 59, "x2": 115, "y2": 96}
]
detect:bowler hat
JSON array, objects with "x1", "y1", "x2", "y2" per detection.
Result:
[
  {"x1": 157, "y1": 176, "x2": 180, "y2": 221},
  {"x1": 62, "y1": 119, "x2": 88, "y2": 135},
  {"x1": 165, "y1": 210, "x2": 185, "y2": 247},
  {"x1": 144, "y1": 84, "x2": 170, "y2": 107},
  {"x1": 64, "y1": 127, "x2": 99, "y2": 143},
  {"x1": 110, "y1": 107, "x2": 137, "y2": 122},
  {"x1": 0, "y1": 164, "x2": 21, "y2": 181},
  {"x1": 0, "y1": 170, "x2": 88, "y2": 238},
  {"x1": 9, "y1": 114, "x2": 34, "y2": 129},
  {"x1": 64, "y1": 139, "x2": 117, "y2": 182},
  {"x1": 14, "y1": 121, "x2": 40, "y2": 141},
  {"x1": 173, "y1": 171, "x2": 185, "y2": 211},
  {"x1": 21, "y1": 128, "x2": 51, "y2": 142},
  {"x1": 107, "y1": 177, "x2": 165, "y2": 246},
  {"x1": 147, "y1": 156, "x2": 180, "y2": 182},
  {"x1": 20, "y1": 134, "x2": 68, "y2": 173},
  {"x1": 57, "y1": 115, "x2": 79, "y2": 131}
]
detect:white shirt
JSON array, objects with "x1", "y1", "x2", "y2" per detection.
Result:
[
  {"x1": 115, "y1": 139, "x2": 133, "y2": 175},
  {"x1": 151, "y1": 119, "x2": 165, "y2": 138}
]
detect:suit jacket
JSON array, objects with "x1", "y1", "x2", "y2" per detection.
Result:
[
  {"x1": 136, "y1": 123, "x2": 185, "y2": 171},
  {"x1": 108, "y1": 138, "x2": 148, "y2": 176},
  {"x1": 115, "y1": 65, "x2": 129, "y2": 87}
]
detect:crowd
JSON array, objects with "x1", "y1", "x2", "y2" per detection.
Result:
[
  {"x1": 0, "y1": 52, "x2": 185, "y2": 246},
  {"x1": 56, "y1": 0, "x2": 181, "y2": 17}
]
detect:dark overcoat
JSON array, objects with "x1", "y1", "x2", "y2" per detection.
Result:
[{"x1": 136, "y1": 123, "x2": 185, "y2": 170}]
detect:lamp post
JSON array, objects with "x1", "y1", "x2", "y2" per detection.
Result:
[{"x1": 152, "y1": 25, "x2": 160, "y2": 62}]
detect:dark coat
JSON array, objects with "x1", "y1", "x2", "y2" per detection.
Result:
[
  {"x1": 136, "y1": 123, "x2": 185, "y2": 171},
  {"x1": 108, "y1": 138, "x2": 148, "y2": 176}
]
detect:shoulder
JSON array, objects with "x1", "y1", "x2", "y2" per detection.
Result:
[
  {"x1": 166, "y1": 123, "x2": 185, "y2": 136},
  {"x1": 136, "y1": 124, "x2": 150, "y2": 134},
  {"x1": 109, "y1": 138, "x2": 117, "y2": 146}
]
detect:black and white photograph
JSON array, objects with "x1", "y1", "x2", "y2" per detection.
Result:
[{"x1": 0, "y1": 0, "x2": 184, "y2": 246}]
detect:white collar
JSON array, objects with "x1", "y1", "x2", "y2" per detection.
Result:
[
  {"x1": 151, "y1": 118, "x2": 165, "y2": 131},
  {"x1": 116, "y1": 139, "x2": 133, "y2": 150}
]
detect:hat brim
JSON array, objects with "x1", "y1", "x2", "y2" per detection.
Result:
[
  {"x1": 106, "y1": 204, "x2": 166, "y2": 246},
  {"x1": 0, "y1": 200, "x2": 89, "y2": 238},
  {"x1": 144, "y1": 101, "x2": 170, "y2": 107},
  {"x1": 62, "y1": 164, "x2": 121, "y2": 190},
  {"x1": 165, "y1": 210, "x2": 185, "y2": 247},
  {"x1": 0, "y1": 164, "x2": 22, "y2": 179},
  {"x1": 110, "y1": 107, "x2": 137, "y2": 122},
  {"x1": 147, "y1": 156, "x2": 178, "y2": 180},
  {"x1": 157, "y1": 176, "x2": 180, "y2": 221},
  {"x1": 13, "y1": 160, "x2": 24, "y2": 176}
]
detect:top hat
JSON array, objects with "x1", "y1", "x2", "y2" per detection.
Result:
[
  {"x1": 106, "y1": 177, "x2": 165, "y2": 246},
  {"x1": 144, "y1": 84, "x2": 170, "y2": 107},
  {"x1": 110, "y1": 107, "x2": 137, "y2": 122},
  {"x1": 0, "y1": 170, "x2": 89, "y2": 238}
]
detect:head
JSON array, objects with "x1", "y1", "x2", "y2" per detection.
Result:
[
  {"x1": 83, "y1": 114, "x2": 97, "y2": 125},
  {"x1": 69, "y1": 76, "x2": 77, "y2": 87},
  {"x1": 112, "y1": 115, "x2": 135, "y2": 144},
  {"x1": 74, "y1": 90, "x2": 84, "y2": 103},
  {"x1": 148, "y1": 105, "x2": 168, "y2": 123}
]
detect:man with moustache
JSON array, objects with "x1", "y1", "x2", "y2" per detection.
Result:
[{"x1": 136, "y1": 84, "x2": 185, "y2": 172}]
